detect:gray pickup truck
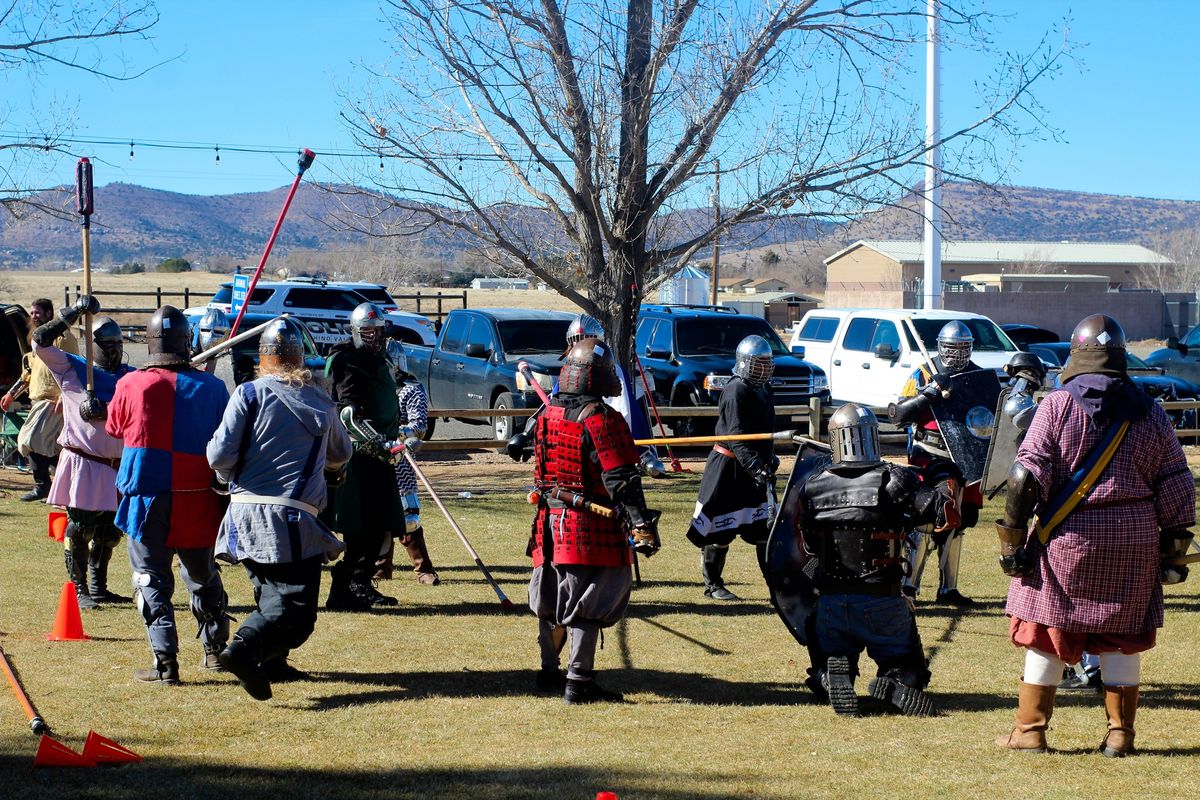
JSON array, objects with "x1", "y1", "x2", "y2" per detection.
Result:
[{"x1": 404, "y1": 308, "x2": 576, "y2": 440}]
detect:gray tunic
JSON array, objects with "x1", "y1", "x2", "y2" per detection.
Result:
[{"x1": 207, "y1": 376, "x2": 352, "y2": 564}]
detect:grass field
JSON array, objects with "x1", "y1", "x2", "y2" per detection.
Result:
[{"x1": 0, "y1": 454, "x2": 1197, "y2": 799}]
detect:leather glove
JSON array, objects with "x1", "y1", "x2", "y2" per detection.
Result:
[
  {"x1": 751, "y1": 467, "x2": 772, "y2": 493},
  {"x1": 0, "y1": 394, "x2": 11, "y2": 412},
  {"x1": 630, "y1": 509, "x2": 662, "y2": 557},
  {"x1": 1160, "y1": 527, "x2": 1194, "y2": 585},
  {"x1": 62, "y1": 293, "x2": 101, "y2": 324},
  {"x1": 506, "y1": 432, "x2": 532, "y2": 463},
  {"x1": 995, "y1": 520, "x2": 1033, "y2": 577},
  {"x1": 403, "y1": 436, "x2": 422, "y2": 455},
  {"x1": 769, "y1": 454, "x2": 781, "y2": 474},
  {"x1": 79, "y1": 390, "x2": 107, "y2": 423}
]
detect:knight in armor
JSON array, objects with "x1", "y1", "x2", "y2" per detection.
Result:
[
  {"x1": 685, "y1": 335, "x2": 778, "y2": 600},
  {"x1": 323, "y1": 302, "x2": 406, "y2": 611},
  {"x1": 207, "y1": 319, "x2": 352, "y2": 700},
  {"x1": 105, "y1": 305, "x2": 231, "y2": 685},
  {"x1": 32, "y1": 296, "x2": 134, "y2": 610},
  {"x1": 192, "y1": 307, "x2": 231, "y2": 375},
  {"x1": 527, "y1": 336, "x2": 660, "y2": 704},
  {"x1": 376, "y1": 339, "x2": 440, "y2": 585},
  {"x1": 995, "y1": 314, "x2": 1194, "y2": 757},
  {"x1": 888, "y1": 320, "x2": 982, "y2": 606}
]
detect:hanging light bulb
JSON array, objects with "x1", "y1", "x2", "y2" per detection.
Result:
[{"x1": 214, "y1": 145, "x2": 220, "y2": 166}]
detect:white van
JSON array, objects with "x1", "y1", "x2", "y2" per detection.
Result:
[{"x1": 789, "y1": 308, "x2": 1020, "y2": 407}]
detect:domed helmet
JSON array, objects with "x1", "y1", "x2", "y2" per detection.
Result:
[
  {"x1": 385, "y1": 338, "x2": 410, "y2": 379},
  {"x1": 733, "y1": 335, "x2": 774, "y2": 387},
  {"x1": 558, "y1": 337, "x2": 621, "y2": 397},
  {"x1": 92, "y1": 316, "x2": 124, "y2": 372},
  {"x1": 144, "y1": 305, "x2": 191, "y2": 368},
  {"x1": 350, "y1": 302, "x2": 388, "y2": 352},
  {"x1": 197, "y1": 307, "x2": 231, "y2": 353},
  {"x1": 1004, "y1": 351, "x2": 1047, "y2": 384},
  {"x1": 1069, "y1": 313, "x2": 1126, "y2": 354},
  {"x1": 565, "y1": 314, "x2": 605, "y2": 347},
  {"x1": 936, "y1": 321, "x2": 974, "y2": 373},
  {"x1": 827, "y1": 402, "x2": 882, "y2": 466},
  {"x1": 258, "y1": 318, "x2": 305, "y2": 372}
]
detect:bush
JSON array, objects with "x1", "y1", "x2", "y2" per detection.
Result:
[
  {"x1": 112, "y1": 262, "x2": 145, "y2": 275},
  {"x1": 155, "y1": 258, "x2": 192, "y2": 274}
]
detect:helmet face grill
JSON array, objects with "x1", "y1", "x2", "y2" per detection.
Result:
[
  {"x1": 733, "y1": 335, "x2": 774, "y2": 387},
  {"x1": 938, "y1": 341, "x2": 973, "y2": 373},
  {"x1": 827, "y1": 403, "x2": 882, "y2": 465},
  {"x1": 350, "y1": 302, "x2": 388, "y2": 352},
  {"x1": 565, "y1": 314, "x2": 604, "y2": 347}
]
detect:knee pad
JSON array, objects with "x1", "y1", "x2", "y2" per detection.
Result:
[
  {"x1": 1098, "y1": 652, "x2": 1141, "y2": 686},
  {"x1": 1023, "y1": 647, "x2": 1065, "y2": 687},
  {"x1": 131, "y1": 570, "x2": 161, "y2": 626}
]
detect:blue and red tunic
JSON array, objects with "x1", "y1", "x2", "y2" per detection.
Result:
[{"x1": 106, "y1": 367, "x2": 230, "y2": 548}]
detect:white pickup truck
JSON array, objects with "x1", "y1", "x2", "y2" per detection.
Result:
[{"x1": 788, "y1": 308, "x2": 1021, "y2": 407}]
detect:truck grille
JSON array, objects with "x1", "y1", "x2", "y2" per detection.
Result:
[{"x1": 770, "y1": 375, "x2": 812, "y2": 399}]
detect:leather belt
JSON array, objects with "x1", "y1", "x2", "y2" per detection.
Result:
[
  {"x1": 713, "y1": 444, "x2": 736, "y2": 459},
  {"x1": 62, "y1": 445, "x2": 120, "y2": 471}
]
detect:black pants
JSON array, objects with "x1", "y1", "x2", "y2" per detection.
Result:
[
  {"x1": 235, "y1": 557, "x2": 323, "y2": 664},
  {"x1": 30, "y1": 451, "x2": 55, "y2": 495}
]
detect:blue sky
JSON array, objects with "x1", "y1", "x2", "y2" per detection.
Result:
[{"x1": 5, "y1": 0, "x2": 1198, "y2": 202}]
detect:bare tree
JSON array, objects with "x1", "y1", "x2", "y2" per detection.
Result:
[
  {"x1": 341, "y1": 0, "x2": 1063, "y2": 366},
  {"x1": 1, "y1": 1, "x2": 161, "y2": 217}
]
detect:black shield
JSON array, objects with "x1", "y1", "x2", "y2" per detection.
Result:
[
  {"x1": 930, "y1": 368, "x2": 1002, "y2": 483},
  {"x1": 763, "y1": 441, "x2": 831, "y2": 647},
  {"x1": 981, "y1": 385, "x2": 1022, "y2": 496}
]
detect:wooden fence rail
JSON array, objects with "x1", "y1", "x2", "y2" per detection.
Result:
[{"x1": 64, "y1": 285, "x2": 215, "y2": 334}]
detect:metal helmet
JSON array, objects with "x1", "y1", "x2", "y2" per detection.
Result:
[
  {"x1": 566, "y1": 314, "x2": 605, "y2": 347},
  {"x1": 936, "y1": 321, "x2": 974, "y2": 373},
  {"x1": 258, "y1": 318, "x2": 305, "y2": 372},
  {"x1": 1069, "y1": 314, "x2": 1126, "y2": 353},
  {"x1": 1004, "y1": 351, "x2": 1047, "y2": 384},
  {"x1": 385, "y1": 338, "x2": 410, "y2": 379},
  {"x1": 827, "y1": 402, "x2": 882, "y2": 466},
  {"x1": 197, "y1": 307, "x2": 231, "y2": 353},
  {"x1": 558, "y1": 337, "x2": 621, "y2": 397},
  {"x1": 92, "y1": 315, "x2": 124, "y2": 372},
  {"x1": 144, "y1": 305, "x2": 191, "y2": 368},
  {"x1": 350, "y1": 302, "x2": 388, "y2": 351},
  {"x1": 733, "y1": 335, "x2": 775, "y2": 386}
]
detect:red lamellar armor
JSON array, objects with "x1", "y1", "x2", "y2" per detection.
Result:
[{"x1": 530, "y1": 403, "x2": 637, "y2": 568}]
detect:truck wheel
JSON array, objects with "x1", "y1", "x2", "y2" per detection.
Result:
[
  {"x1": 670, "y1": 392, "x2": 715, "y2": 439},
  {"x1": 492, "y1": 393, "x2": 520, "y2": 441},
  {"x1": 421, "y1": 417, "x2": 437, "y2": 441}
]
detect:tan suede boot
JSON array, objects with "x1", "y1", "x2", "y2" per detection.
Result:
[
  {"x1": 996, "y1": 681, "x2": 1056, "y2": 753},
  {"x1": 1099, "y1": 685, "x2": 1138, "y2": 758},
  {"x1": 402, "y1": 529, "x2": 440, "y2": 585}
]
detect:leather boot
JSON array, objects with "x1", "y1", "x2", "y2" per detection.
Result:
[
  {"x1": 374, "y1": 536, "x2": 396, "y2": 581},
  {"x1": 1099, "y1": 685, "x2": 1138, "y2": 758},
  {"x1": 701, "y1": 544, "x2": 740, "y2": 601},
  {"x1": 88, "y1": 540, "x2": 129, "y2": 603},
  {"x1": 133, "y1": 653, "x2": 180, "y2": 685},
  {"x1": 996, "y1": 681, "x2": 1056, "y2": 753},
  {"x1": 402, "y1": 529, "x2": 440, "y2": 585},
  {"x1": 66, "y1": 532, "x2": 99, "y2": 610}
]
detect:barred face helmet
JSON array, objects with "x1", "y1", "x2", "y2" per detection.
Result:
[
  {"x1": 733, "y1": 335, "x2": 775, "y2": 386},
  {"x1": 350, "y1": 302, "x2": 388, "y2": 352},
  {"x1": 565, "y1": 314, "x2": 605, "y2": 347},
  {"x1": 936, "y1": 321, "x2": 974, "y2": 373},
  {"x1": 827, "y1": 402, "x2": 882, "y2": 466},
  {"x1": 258, "y1": 318, "x2": 305, "y2": 372},
  {"x1": 385, "y1": 338, "x2": 409, "y2": 378},
  {"x1": 144, "y1": 305, "x2": 191, "y2": 368},
  {"x1": 92, "y1": 315, "x2": 124, "y2": 372},
  {"x1": 558, "y1": 337, "x2": 621, "y2": 398},
  {"x1": 197, "y1": 308, "x2": 231, "y2": 353}
]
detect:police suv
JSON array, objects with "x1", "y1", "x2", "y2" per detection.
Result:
[{"x1": 186, "y1": 278, "x2": 437, "y2": 351}]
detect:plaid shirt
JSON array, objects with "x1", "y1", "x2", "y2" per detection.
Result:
[{"x1": 1006, "y1": 388, "x2": 1194, "y2": 634}]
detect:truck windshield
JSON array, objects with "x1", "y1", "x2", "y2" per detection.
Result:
[
  {"x1": 496, "y1": 320, "x2": 572, "y2": 355},
  {"x1": 675, "y1": 318, "x2": 789, "y2": 356},
  {"x1": 909, "y1": 318, "x2": 1017, "y2": 353}
]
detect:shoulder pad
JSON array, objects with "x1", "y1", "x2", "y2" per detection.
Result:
[
  {"x1": 882, "y1": 463, "x2": 920, "y2": 500},
  {"x1": 582, "y1": 405, "x2": 637, "y2": 472}
]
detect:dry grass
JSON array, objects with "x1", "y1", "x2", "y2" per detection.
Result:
[{"x1": 0, "y1": 453, "x2": 1198, "y2": 799}]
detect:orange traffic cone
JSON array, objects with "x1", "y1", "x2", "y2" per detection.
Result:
[
  {"x1": 82, "y1": 730, "x2": 143, "y2": 764},
  {"x1": 48, "y1": 511, "x2": 67, "y2": 543},
  {"x1": 596, "y1": 793, "x2": 618, "y2": 800},
  {"x1": 34, "y1": 735, "x2": 96, "y2": 767},
  {"x1": 46, "y1": 582, "x2": 89, "y2": 641}
]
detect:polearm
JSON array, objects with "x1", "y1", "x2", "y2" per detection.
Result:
[
  {"x1": 227, "y1": 148, "x2": 315, "y2": 340},
  {"x1": 634, "y1": 430, "x2": 801, "y2": 447},
  {"x1": 189, "y1": 314, "x2": 290, "y2": 367},
  {"x1": 75, "y1": 158, "x2": 96, "y2": 403},
  {"x1": 390, "y1": 444, "x2": 515, "y2": 611},
  {"x1": 0, "y1": 642, "x2": 47, "y2": 736}
]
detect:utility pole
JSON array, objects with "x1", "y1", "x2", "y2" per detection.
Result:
[
  {"x1": 922, "y1": 0, "x2": 943, "y2": 310},
  {"x1": 710, "y1": 159, "x2": 721, "y2": 305}
]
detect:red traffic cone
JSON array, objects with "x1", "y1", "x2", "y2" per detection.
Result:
[
  {"x1": 82, "y1": 730, "x2": 143, "y2": 764},
  {"x1": 597, "y1": 794, "x2": 619, "y2": 800},
  {"x1": 46, "y1": 582, "x2": 89, "y2": 641},
  {"x1": 34, "y1": 735, "x2": 96, "y2": 767},
  {"x1": 48, "y1": 511, "x2": 68, "y2": 542}
]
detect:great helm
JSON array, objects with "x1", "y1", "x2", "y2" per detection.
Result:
[
  {"x1": 197, "y1": 307, "x2": 231, "y2": 353},
  {"x1": 144, "y1": 305, "x2": 191, "y2": 368},
  {"x1": 258, "y1": 318, "x2": 305, "y2": 372},
  {"x1": 565, "y1": 314, "x2": 605, "y2": 348},
  {"x1": 733, "y1": 335, "x2": 775, "y2": 387},
  {"x1": 827, "y1": 402, "x2": 882, "y2": 466},
  {"x1": 91, "y1": 315, "x2": 124, "y2": 372},
  {"x1": 936, "y1": 321, "x2": 974, "y2": 373},
  {"x1": 558, "y1": 337, "x2": 621, "y2": 397},
  {"x1": 350, "y1": 302, "x2": 388, "y2": 351}
]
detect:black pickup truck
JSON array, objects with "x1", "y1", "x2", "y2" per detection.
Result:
[
  {"x1": 404, "y1": 308, "x2": 576, "y2": 440},
  {"x1": 635, "y1": 304, "x2": 830, "y2": 436}
]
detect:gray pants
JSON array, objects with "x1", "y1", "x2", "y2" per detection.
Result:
[
  {"x1": 126, "y1": 505, "x2": 227, "y2": 657},
  {"x1": 529, "y1": 562, "x2": 631, "y2": 681}
]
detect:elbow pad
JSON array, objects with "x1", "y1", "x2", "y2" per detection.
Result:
[
  {"x1": 32, "y1": 316, "x2": 70, "y2": 349},
  {"x1": 1003, "y1": 461, "x2": 1040, "y2": 530},
  {"x1": 888, "y1": 394, "x2": 930, "y2": 425}
]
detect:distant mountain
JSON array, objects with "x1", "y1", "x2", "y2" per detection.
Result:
[{"x1": 0, "y1": 180, "x2": 1195, "y2": 276}]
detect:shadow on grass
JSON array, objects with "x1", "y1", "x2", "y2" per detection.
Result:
[
  {"x1": 297, "y1": 667, "x2": 806, "y2": 710},
  {"x1": 0, "y1": 757, "x2": 743, "y2": 800}
]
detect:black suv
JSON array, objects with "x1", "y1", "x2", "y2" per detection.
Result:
[{"x1": 635, "y1": 304, "x2": 829, "y2": 435}]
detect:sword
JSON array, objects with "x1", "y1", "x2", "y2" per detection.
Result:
[
  {"x1": 189, "y1": 314, "x2": 290, "y2": 367},
  {"x1": 531, "y1": 485, "x2": 617, "y2": 519}
]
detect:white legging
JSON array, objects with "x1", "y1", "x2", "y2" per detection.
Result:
[{"x1": 1023, "y1": 647, "x2": 1141, "y2": 687}]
